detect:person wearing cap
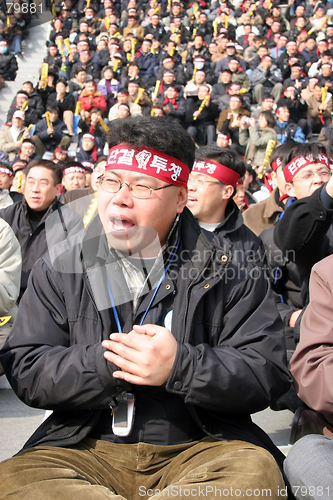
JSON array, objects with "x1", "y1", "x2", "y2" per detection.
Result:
[
  {"x1": 59, "y1": 4, "x2": 79, "y2": 33},
  {"x1": 108, "y1": 87, "x2": 142, "y2": 121},
  {"x1": 62, "y1": 162, "x2": 87, "y2": 192},
  {"x1": 0, "y1": 115, "x2": 291, "y2": 499},
  {"x1": 0, "y1": 111, "x2": 30, "y2": 162},
  {"x1": 78, "y1": 80, "x2": 107, "y2": 114},
  {"x1": 186, "y1": 85, "x2": 219, "y2": 145},
  {"x1": 0, "y1": 40, "x2": 18, "y2": 81},
  {"x1": 251, "y1": 54, "x2": 283, "y2": 105}
]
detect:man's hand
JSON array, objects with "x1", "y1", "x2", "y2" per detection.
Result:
[
  {"x1": 102, "y1": 324, "x2": 178, "y2": 386},
  {"x1": 47, "y1": 126, "x2": 54, "y2": 135}
]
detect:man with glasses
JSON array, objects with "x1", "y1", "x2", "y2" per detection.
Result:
[
  {"x1": 0, "y1": 116, "x2": 291, "y2": 499},
  {"x1": 274, "y1": 143, "x2": 333, "y2": 308},
  {"x1": 186, "y1": 145, "x2": 264, "y2": 266}
]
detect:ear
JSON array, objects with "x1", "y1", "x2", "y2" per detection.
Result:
[
  {"x1": 221, "y1": 184, "x2": 234, "y2": 201},
  {"x1": 56, "y1": 183, "x2": 63, "y2": 195},
  {"x1": 176, "y1": 186, "x2": 188, "y2": 213},
  {"x1": 270, "y1": 170, "x2": 277, "y2": 184},
  {"x1": 285, "y1": 182, "x2": 296, "y2": 198}
]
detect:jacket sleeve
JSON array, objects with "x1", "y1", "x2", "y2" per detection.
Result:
[
  {"x1": 248, "y1": 125, "x2": 273, "y2": 147},
  {"x1": 0, "y1": 219, "x2": 21, "y2": 315},
  {"x1": 290, "y1": 257, "x2": 333, "y2": 419},
  {"x1": 0, "y1": 253, "x2": 130, "y2": 410},
  {"x1": 250, "y1": 68, "x2": 265, "y2": 86},
  {"x1": 166, "y1": 265, "x2": 292, "y2": 414},
  {"x1": 238, "y1": 127, "x2": 249, "y2": 147},
  {"x1": 293, "y1": 126, "x2": 306, "y2": 143}
]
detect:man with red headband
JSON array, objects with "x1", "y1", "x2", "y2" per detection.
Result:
[
  {"x1": 0, "y1": 116, "x2": 291, "y2": 499},
  {"x1": 274, "y1": 142, "x2": 333, "y2": 308},
  {"x1": 78, "y1": 80, "x2": 107, "y2": 113}
]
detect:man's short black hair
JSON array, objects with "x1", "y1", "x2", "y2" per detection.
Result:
[
  {"x1": 107, "y1": 116, "x2": 195, "y2": 170},
  {"x1": 270, "y1": 140, "x2": 297, "y2": 170},
  {"x1": 26, "y1": 159, "x2": 63, "y2": 185},
  {"x1": 195, "y1": 146, "x2": 246, "y2": 179},
  {"x1": 75, "y1": 66, "x2": 87, "y2": 74},
  {"x1": 283, "y1": 143, "x2": 328, "y2": 171},
  {"x1": 46, "y1": 106, "x2": 59, "y2": 114},
  {"x1": 22, "y1": 81, "x2": 33, "y2": 88}
]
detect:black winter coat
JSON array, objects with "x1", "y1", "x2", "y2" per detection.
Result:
[
  {"x1": 0, "y1": 53, "x2": 18, "y2": 80},
  {"x1": 0, "y1": 208, "x2": 290, "y2": 470}
]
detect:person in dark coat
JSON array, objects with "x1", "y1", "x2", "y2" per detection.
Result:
[
  {"x1": 0, "y1": 40, "x2": 18, "y2": 80},
  {"x1": 33, "y1": 106, "x2": 69, "y2": 154},
  {"x1": 6, "y1": 90, "x2": 40, "y2": 126},
  {"x1": 0, "y1": 116, "x2": 291, "y2": 499},
  {"x1": 186, "y1": 85, "x2": 219, "y2": 145}
]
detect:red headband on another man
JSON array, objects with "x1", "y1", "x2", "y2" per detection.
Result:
[
  {"x1": 284, "y1": 153, "x2": 329, "y2": 183},
  {"x1": 63, "y1": 166, "x2": 86, "y2": 176},
  {"x1": 192, "y1": 159, "x2": 240, "y2": 187},
  {"x1": 0, "y1": 167, "x2": 13, "y2": 177},
  {"x1": 106, "y1": 145, "x2": 190, "y2": 187}
]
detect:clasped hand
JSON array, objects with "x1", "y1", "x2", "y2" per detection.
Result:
[{"x1": 102, "y1": 324, "x2": 178, "y2": 386}]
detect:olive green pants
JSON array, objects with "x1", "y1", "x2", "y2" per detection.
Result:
[{"x1": 0, "y1": 438, "x2": 287, "y2": 499}]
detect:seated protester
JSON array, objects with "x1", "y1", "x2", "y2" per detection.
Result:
[
  {"x1": 274, "y1": 143, "x2": 333, "y2": 306},
  {"x1": 154, "y1": 71, "x2": 178, "y2": 105},
  {"x1": 243, "y1": 35, "x2": 263, "y2": 69},
  {"x1": 270, "y1": 34, "x2": 287, "y2": 63},
  {"x1": 186, "y1": 85, "x2": 219, "y2": 146},
  {"x1": 187, "y1": 146, "x2": 264, "y2": 265},
  {"x1": 215, "y1": 42, "x2": 248, "y2": 76},
  {"x1": 0, "y1": 159, "x2": 82, "y2": 301},
  {"x1": 208, "y1": 41, "x2": 224, "y2": 69},
  {"x1": 59, "y1": 4, "x2": 79, "y2": 33},
  {"x1": 78, "y1": 80, "x2": 107, "y2": 114},
  {"x1": 251, "y1": 55, "x2": 283, "y2": 105},
  {"x1": 0, "y1": 40, "x2": 18, "y2": 80},
  {"x1": 284, "y1": 258, "x2": 333, "y2": 489},
  {"x1": 115, "y1": 102, "x2": 131, "y2": 119},
  {"x1": 144, "y1": 13, "x2": 166, "y2": 40},
  {"x1": 135, "y1": 38, "x2": 158, "y2": 87},
  {"x1": 211, "y1": 69, "x2": 233, "y2": 103},
  {"x1": 309, "y1": 3, "x2": 328, "y2": 34},
  {"x1": 107, "y1": 52, "x2": 125, "y2": 80},
  {"x1": 150, "y1": 105, "x2": 166, "y2": 117},
  {"x1": 158, "y1": 39, "x2": 182, "y2": 68},
  {"x1": 76, "y1": 133, "x2": 103, "y2": 163},
  {"x1": 36, "y1": 68, "x2": 58, "y2": 109},
  {"x1": 183, "y1": 70, "x2": 208, "y2": 99},
  {"x1": 236, "y1": 23, "x2": 253, "y2": 48},
  {"x1": 128, "y1": 82, "x2": 152, "y2": 116},
  {"x1": 97, "y1": 66, "x2": 120, "y2": 111},
  {"x1": 11, "y1": 138, "x2": 40, "y2": 165},
  {"x1": 288, "y1": 16, "x2": 309, "y2": 43},
  {"x1": 48, "y1": 18, "x2": 70, "y2": 46},
  {"x1": 0, "y1": 163, "x2": 22, "y2": 208},
  {"x1": 274, "y1": 105, "x2": 306, "y2": 144},
  {"x1": 156, "y1": 55, "x2": 186, "y2": 86},
  {"x1": 218, "y1": 83, "x2": 250, "y2": 113},
  {"x1": 239, "y1": 112, "x2": 277, "y2": 168},
  {"x1": 301, "y1": 35, "x2": 317, "y2": 68},
  {"x1": 47, "y1": 78, "x2": 75, "y2": 136},
  {"x1": 50, "y1": 140, "x2": 71, "y2": 163},
  {"x1": 264, "y1": 20, "x2": 282, "y2": 48},
  {"x1": 318, "y1": 119, "x2": 333, "y2": 144},
  {"x1": 194, "y1": 11, "x2": 213, "y2": 45},
  {"x1": 186, "y1": 54, "x2": 214, "y2": 85},
  {"x1": 244, "y1": 141, "x2": 297, "y2": 236},
  {"x1": 284, "y1": 63, "x2": 308, "y2": 91},
  {"x1": 43, "y1": 44, "x2": 63, "y2": 74},
  {"x1": 216, "y1": 8, "x2": 237, "y2": 40},
  {"x1": 7, "y1": 90, "x2": 40, "y2": 126},
  {"x1": 227, "y1": 57, "x2": 251, "y2": 93},
  {"x1": 251, "y1": 94, "x2": 274, "y2": 122},
  {"x1": 123, "y1": 15, "x2": 145, "y2": 43},
  {"x1": 277, "y1": 86, "x2": 309, "y2": 137},
  {"x1": 68, "y1": 66, "x2": 88, "y2": 96},
  {"x1": 33, "y1": 106, "x2": 69, "y2": 156},
  {"x1": 78, "y1": 107, "x2": 105, "y2": 138},
  {"x1": 61, "y1": 162, "x2": 87, "y2": 193},
  {"x1": 163, "y1": 0, "x2": 191, "y2": 28},
  {"x1": 185, "y1": 34, "x2": 209, "y2": 68},
  {"x1": 217, "y1": 95, "x2": 250, "y2": 155},
  {"x1": 278, "y1": 40, "x2": 307, "y2": 80},
  {"x1": 319, "y1": 62, "x2": 333, "y2": 93},
  {"x1": 305, "y1": 81, "x2": 333, "y2": 136},
  {"x1": 70, "y1": 50, "x2": 102, "y2": 82},
  {"x1": 0, "y1": 111, "x2": 30, "y2": 162},
  {"x1": 81, "y1": 7, "x2": 100, "y2": 36},
  {"x1": 0, "y1": 14, "x2": 23, "y2": 56},
  {"x1": 308, "y1": 48, "x2": 332, "y2": 78},
  {"x1": 161, "y1": 85, "x2": 185, "y2": 126},
  {"x1": 108, "y1": 87, "x2": 142, "y2": 121}
]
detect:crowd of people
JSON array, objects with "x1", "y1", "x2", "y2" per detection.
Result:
[{"x1": 0, "y1": 0, "x2": 333, "y2": 499}]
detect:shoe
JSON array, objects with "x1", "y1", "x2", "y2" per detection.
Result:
[
  {"x1": 289, "y1": 406, "x2": 333, "y2": 444},
  {"x1": 16, "y1": 52, "x2": 23, "y2": 58}
]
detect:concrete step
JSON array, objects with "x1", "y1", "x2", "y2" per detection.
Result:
[{"x1": 0, "y1": 13, "x2": 52, "y2": 128}]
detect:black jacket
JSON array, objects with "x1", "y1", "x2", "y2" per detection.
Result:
[
  {"x1": 0, "y1": 197, "x2": 82, "y2": 300},
  {"x1": 7, "y1": 90, "x2": 45, "y2": 123},
  {"x1": 0, "y1": 208, "x2": 290, "y2": 467},
  {"x1": 35, "y1": 117, "x2": 68, "y2": 151},
  {"x1": 0, "y1": 53, "x2": 18, "y2": 80},
  {"x1": 46, "y1": 92, "x2": 75, "y2": 121}
]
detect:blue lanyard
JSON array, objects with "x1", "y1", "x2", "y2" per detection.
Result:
[{"x1": 106, "y1": 236, "x2": 181, "y2": 333}]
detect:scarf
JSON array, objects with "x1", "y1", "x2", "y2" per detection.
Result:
[{"x1": 163, "y1": 97, "x2": 178, "y2": 109}]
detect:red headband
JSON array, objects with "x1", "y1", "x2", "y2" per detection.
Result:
[
  {"x1": 192, "y1": 159, "x2": 240, "y2": 187},
  {"x1": 63, "y1": 166, "x2": 86, "y2": 176},
  {"x1": 106, "y1": 145, "x2": 190, "y2": 187},
  {"x1": 0, "y1": 167, "x2": 13, "y2": 177},
  {"x1": 284, "y1": 153, "x2": 329, "y2": 182},
  {"x1": 56, "y1": 147, "x2": 68, "y2": 155},
  {"x1": 271, "y1": 157, "x2": 282, "y2": 172}
]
